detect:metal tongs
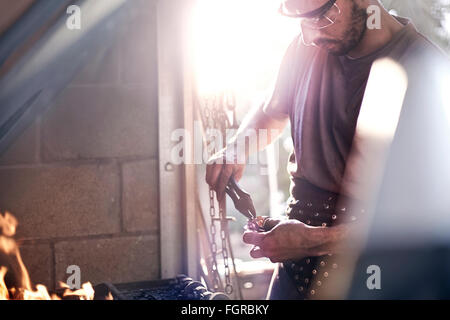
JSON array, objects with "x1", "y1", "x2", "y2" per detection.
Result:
[
  {"x1": 225, "y1": 177, "x2": 256, "y2": 220},
  {"x1": 225, "y1": 177, "x2": 266, "y2": 232}
]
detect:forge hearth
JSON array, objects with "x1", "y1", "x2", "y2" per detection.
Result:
[{"x1": 95, "y1": 275, "x2": 229, "y2": 300}]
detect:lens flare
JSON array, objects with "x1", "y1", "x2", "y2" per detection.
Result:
[{"x1": 191, "y1": 0, "x2": 298, "y2": 97}]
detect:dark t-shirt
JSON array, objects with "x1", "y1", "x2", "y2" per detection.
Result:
[{"x1": 263, "y1": 16, "x2": 448, "y2": 197}]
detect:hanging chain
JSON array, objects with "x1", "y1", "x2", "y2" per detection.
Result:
[
  {"x1": 220, "y1": 92, "x2": 235, "y2": 295},
  {"x1": 216, "y1": 93, "x2": 234, "y2": 295},
  {"x1": 201, "y1": 92, "x2": 235, "y2": 294},
  {"x1": 208, "y1": 188, "x2": 220, "y2": 291},
  {"x1": 203, "y1": 95, "x2": 221, "y2": 291},
  {"x1": 219, "y1": 205, "x2": 233, "y2": 294}
]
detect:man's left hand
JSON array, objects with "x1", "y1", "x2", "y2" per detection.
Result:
[{"x1": 243, "y1": 219, "x2": 325, "y2": 263}]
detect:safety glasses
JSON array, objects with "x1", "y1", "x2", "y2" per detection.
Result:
[{"x1": 279, "y1": 0, "x2": 341, "y2": 30}]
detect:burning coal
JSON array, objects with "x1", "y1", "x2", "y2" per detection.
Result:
[{"x1": 0, "y1": 211, "x2": 111, "y2": 300}]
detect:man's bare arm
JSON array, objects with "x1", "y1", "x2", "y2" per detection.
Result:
[
  {"x1": 232, "y1": 103, "x2": 288, "y2": 157},
  {"x1": 206, "y1": 103, "x2": 288, "y2": 200},
  {"x1": 307, "y1": 222, "x2": 364, "y2": 256},
  {"x1": 243, "y1": 220, "x2": 364, "y2": 262}
]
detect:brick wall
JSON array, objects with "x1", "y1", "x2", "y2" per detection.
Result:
[{"x1": 0, "y1": 0, "x2": 160, "y2": 290}]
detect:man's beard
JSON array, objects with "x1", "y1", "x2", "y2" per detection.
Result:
[{"x1": 316, "y1": 3, "x2": 368, "y2": 56}]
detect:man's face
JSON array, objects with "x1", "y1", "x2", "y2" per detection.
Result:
[{"x1": 285, "y1": 0, "x2": 368, "y2": 55}]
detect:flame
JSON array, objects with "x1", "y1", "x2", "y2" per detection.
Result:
[
  {"x1": 0, "y1": 267, "x2": 9, "y2": 299},
  {"x1": 0, "y1": 212, "x2": 17, "y2": 237},
  {"x1": 0, "y1": 211, "x2": 112, "y2": 300}
]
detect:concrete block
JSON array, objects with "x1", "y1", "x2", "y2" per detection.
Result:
[
  {"x1": 19, "y1": 244, "x2": 53, "y2": 289},
  {"x1": 0, "y1": 122, "x2": 37, "y2": 165},
  {"x1": 122, "y1": 160, "x2": 159, "y2": 232},
  {"x1": 41, "y1": 87, "x2": 158, "y2": 160},
  {"x1": 0, "y1": 164, "x2": 120, "y2": 239},
  {"x1": 55, "y1": 235, "x2": 160, "y2": 286}
]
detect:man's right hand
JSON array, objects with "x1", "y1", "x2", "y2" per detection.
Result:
[{"x1": 205, "y1": 148, "x2": 245, "y2": 201}]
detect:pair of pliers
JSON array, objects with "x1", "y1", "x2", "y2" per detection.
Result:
[{"x1": 225, "y1": 177, "x2": 257, "y2": 221}]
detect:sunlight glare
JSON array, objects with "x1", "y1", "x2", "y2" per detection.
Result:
[
  {"x1": 191, "y1": 0, "x2": 299, "y2": 98},
  {"x1": 357, "y1": 58, "x2": 408, "y2": 140}
]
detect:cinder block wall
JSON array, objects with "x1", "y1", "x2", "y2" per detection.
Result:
[{"x1": 0, "y1": 0, "x2": 160, "y2": 290}]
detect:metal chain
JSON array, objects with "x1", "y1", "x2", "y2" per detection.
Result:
[
  {"x1": 219, "y1": 205, "x2": 233, "y2": 294},
  {"x1": 216, "y1": 93, "x2": 234, "y2": 295},
  {"x1": 208, "y1": 188, "x2": 220, "y2": 291},
  {"x1": 201, "y1": 92, "x2": 235, "y2": 294}
]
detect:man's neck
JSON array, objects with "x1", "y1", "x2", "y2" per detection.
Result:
[{"x1": 347, "y1": 9, "x2": 404, "y2": 59}]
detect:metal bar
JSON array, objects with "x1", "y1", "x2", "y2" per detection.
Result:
[
  {"x1": 182, "y1": 0, "x2": 200, "y2": 280},
  {"x1": 226, "y1": 229, "x2": 244, "y2": 300},
  {"x1": 157, "y1": 0, "x2": 186, "y2": 278}
]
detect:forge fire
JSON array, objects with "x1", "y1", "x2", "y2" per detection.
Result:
[{"x1": 0, "y1": 212, "x2": 109, "y2": 300}]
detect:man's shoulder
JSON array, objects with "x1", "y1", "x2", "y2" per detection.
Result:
[
  {"x1": 390, "y1": 17, "x2": 448, "y2": 64},
  {"x1": 398, "y1": 23, "x2": 450, "y2": 73},
  {"x1": 398, "y1": 28, "x2": 449, "y2": 117},
  {"x1": 411, "y1": 35, "x2": 448, "y2": 61}
]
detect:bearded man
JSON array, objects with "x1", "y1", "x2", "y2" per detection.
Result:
[{"x1": 206, "y1": 0, "x2": 449, "y2": 299}]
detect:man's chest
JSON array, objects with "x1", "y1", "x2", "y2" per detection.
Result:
[{"x1": 289, "y1": 54, "x2": 373, "y2": 145}]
